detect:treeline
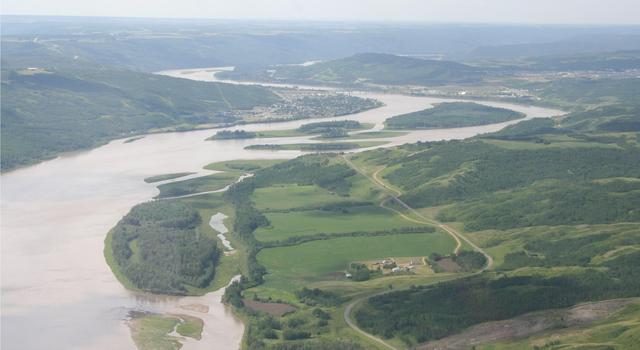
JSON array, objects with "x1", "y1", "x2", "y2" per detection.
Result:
[
  {"x1": 481, "y1": 118, "x2": 563, "y2": 140},
  {"x1": 110, "y1": 201, "x2": 220, "y2": 294},
  {"x1": 385, "y1": 102, "x2": 524, "y2": 129},
  {"x1": 298, "y1": 120, "x2": 362, "y2": 133},
  {"x1": 260, "y1": 226, "x2": 435, "y2": 249},
  {"x1": 355, "y1": 251, "x2": 640, "y2": 344},
  {"x1": 210, "y1": 130, "x2": 257, "y2": 139}
]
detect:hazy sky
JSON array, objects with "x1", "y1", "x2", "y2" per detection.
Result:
[{"x1": 3, "y1": 0, "x2": 640, "y2": 25}]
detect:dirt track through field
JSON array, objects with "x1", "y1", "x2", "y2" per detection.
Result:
[{"x1": 341, "y1": 155, "x2": 494, "y2": 350}]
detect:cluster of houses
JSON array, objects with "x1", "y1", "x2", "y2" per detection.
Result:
[
  {"x1": 344, "y1": 258, "x2": 422, "y2": 279},
  {"x1": 379, "y1": 258, "x2": 419, "y2": 273}
]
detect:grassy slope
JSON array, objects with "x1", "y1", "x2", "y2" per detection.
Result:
[{"x1": 480, "y1": 300, "x2": 640, "y2": 350}]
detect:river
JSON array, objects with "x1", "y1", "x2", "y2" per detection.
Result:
[{"x1": 0, "y1": 67, "x2": 564, "y2": 350}]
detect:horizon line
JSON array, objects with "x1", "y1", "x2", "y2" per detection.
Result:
[{"x1": 2, "y1": 13, "x2": 640, "y2": 27}]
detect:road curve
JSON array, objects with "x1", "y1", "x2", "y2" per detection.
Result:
[{"x1": 341, "y1": 155, "x2": 494, "y2": 349}]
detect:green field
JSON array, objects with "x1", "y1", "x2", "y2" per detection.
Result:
[
  {"x1": 257, "y1": 232, "x2": 456, "y2": 291},
  {"x1": 155, "y1": 172, "x2": 241, "y2": 198},
  {"x1": 252, "y1": 184, "x2": 352, "y2": 211},
  {"x1": 254, "y1": 205, "x2": 426, "y2": 242},
  {"x1": 255, "y1": 129, "x2": 308, "y2": 138},
  {"x1": 204, "y1": 159, "x2": 286, "y2": 172}
]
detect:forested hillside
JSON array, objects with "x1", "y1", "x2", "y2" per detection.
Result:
[
  {"x1": 349, "y1": 116, "x2": 640, "y2": 347},
  {"x1": 220, "y1": 53, "x2": 486, "y2": 86},
  {"x1": 0, "y1": 66, "x2": 279, "y2": 171}
]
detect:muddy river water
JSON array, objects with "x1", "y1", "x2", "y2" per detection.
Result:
[{"x1": 0, "y1": 68, "x2": 564, "y2": 350}]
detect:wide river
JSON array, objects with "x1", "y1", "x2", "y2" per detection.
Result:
[{"x1": 0, "y1": 68, "x2": 564, "y2": 350}]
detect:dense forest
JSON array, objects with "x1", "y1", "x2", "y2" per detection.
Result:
[
  {"x1": 385, "y1": 102, "x2": 524, "y2": 129},
  {"x1": 109, "y1": 201, "x2": 220, "y2": 294}
]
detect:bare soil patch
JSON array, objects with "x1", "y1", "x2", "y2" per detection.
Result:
[
  {"x1": 243, "y1": 299, "x2": 297, "y2": 317},
  {"x1": 436, "y1": 258, "x2": 461, "y2": 272}
]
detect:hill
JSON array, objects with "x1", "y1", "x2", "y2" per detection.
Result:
[
  {"x1": 220, "y1": 53, "x2": 486, "y2": 86},
  {"x1": 348, "y1": 119, "x2": 640, "y2": 347},
  {"x1": 468, "y1": 34, "x2": 640, "y2": 60},
  {"x1": 0, "y1": 66, "x2": 279, "y2": 171}
]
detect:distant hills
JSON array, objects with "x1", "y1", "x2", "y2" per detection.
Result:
[
  {"x1": 221, "y1": 53, "x2": 486, "y2": 86},
  {"x1": 468, "y1": 34, "x2": 640, "y2": 60}
]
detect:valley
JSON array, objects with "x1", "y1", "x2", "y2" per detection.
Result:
[{"x1": 2, "y1": 16, "x2": 639, "y2": 350}]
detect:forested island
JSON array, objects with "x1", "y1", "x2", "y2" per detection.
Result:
[
  {"x1": 385, "y1": 102, "x2": 525, "y2": 129},
  {"x1": 210, "y1": 130, "x2": 258, "y2": 140},
  {"x1": 208, "y1": 120, "x2": 372, "y2": 140},
  {"x1": 107, "y1": 201, "x2": 220, "y2": 294}
]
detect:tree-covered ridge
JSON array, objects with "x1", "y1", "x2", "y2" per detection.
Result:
[
  {"x1": 384, "y1": 102, "x2": 524, "y2": 129},
  {"x1": 366, "y1": 138, "x2": 640, "y2": 229},
  {"x1": 109, "y1": 201, "x2": 220, "y2": 294},
  {"x1": 221, "y1": 53, "x2": 485, "y2": 86},
  {"x1": 0, "y1": 67, "x2": 279, "y2": 171},
  {"x1": 480, "y1": 118, "x2": 562, "y2": 140}
]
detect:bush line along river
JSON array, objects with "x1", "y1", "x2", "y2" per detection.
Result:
[{"x1": 0, "y1": 67, "x2": 563, "y2": 350}]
